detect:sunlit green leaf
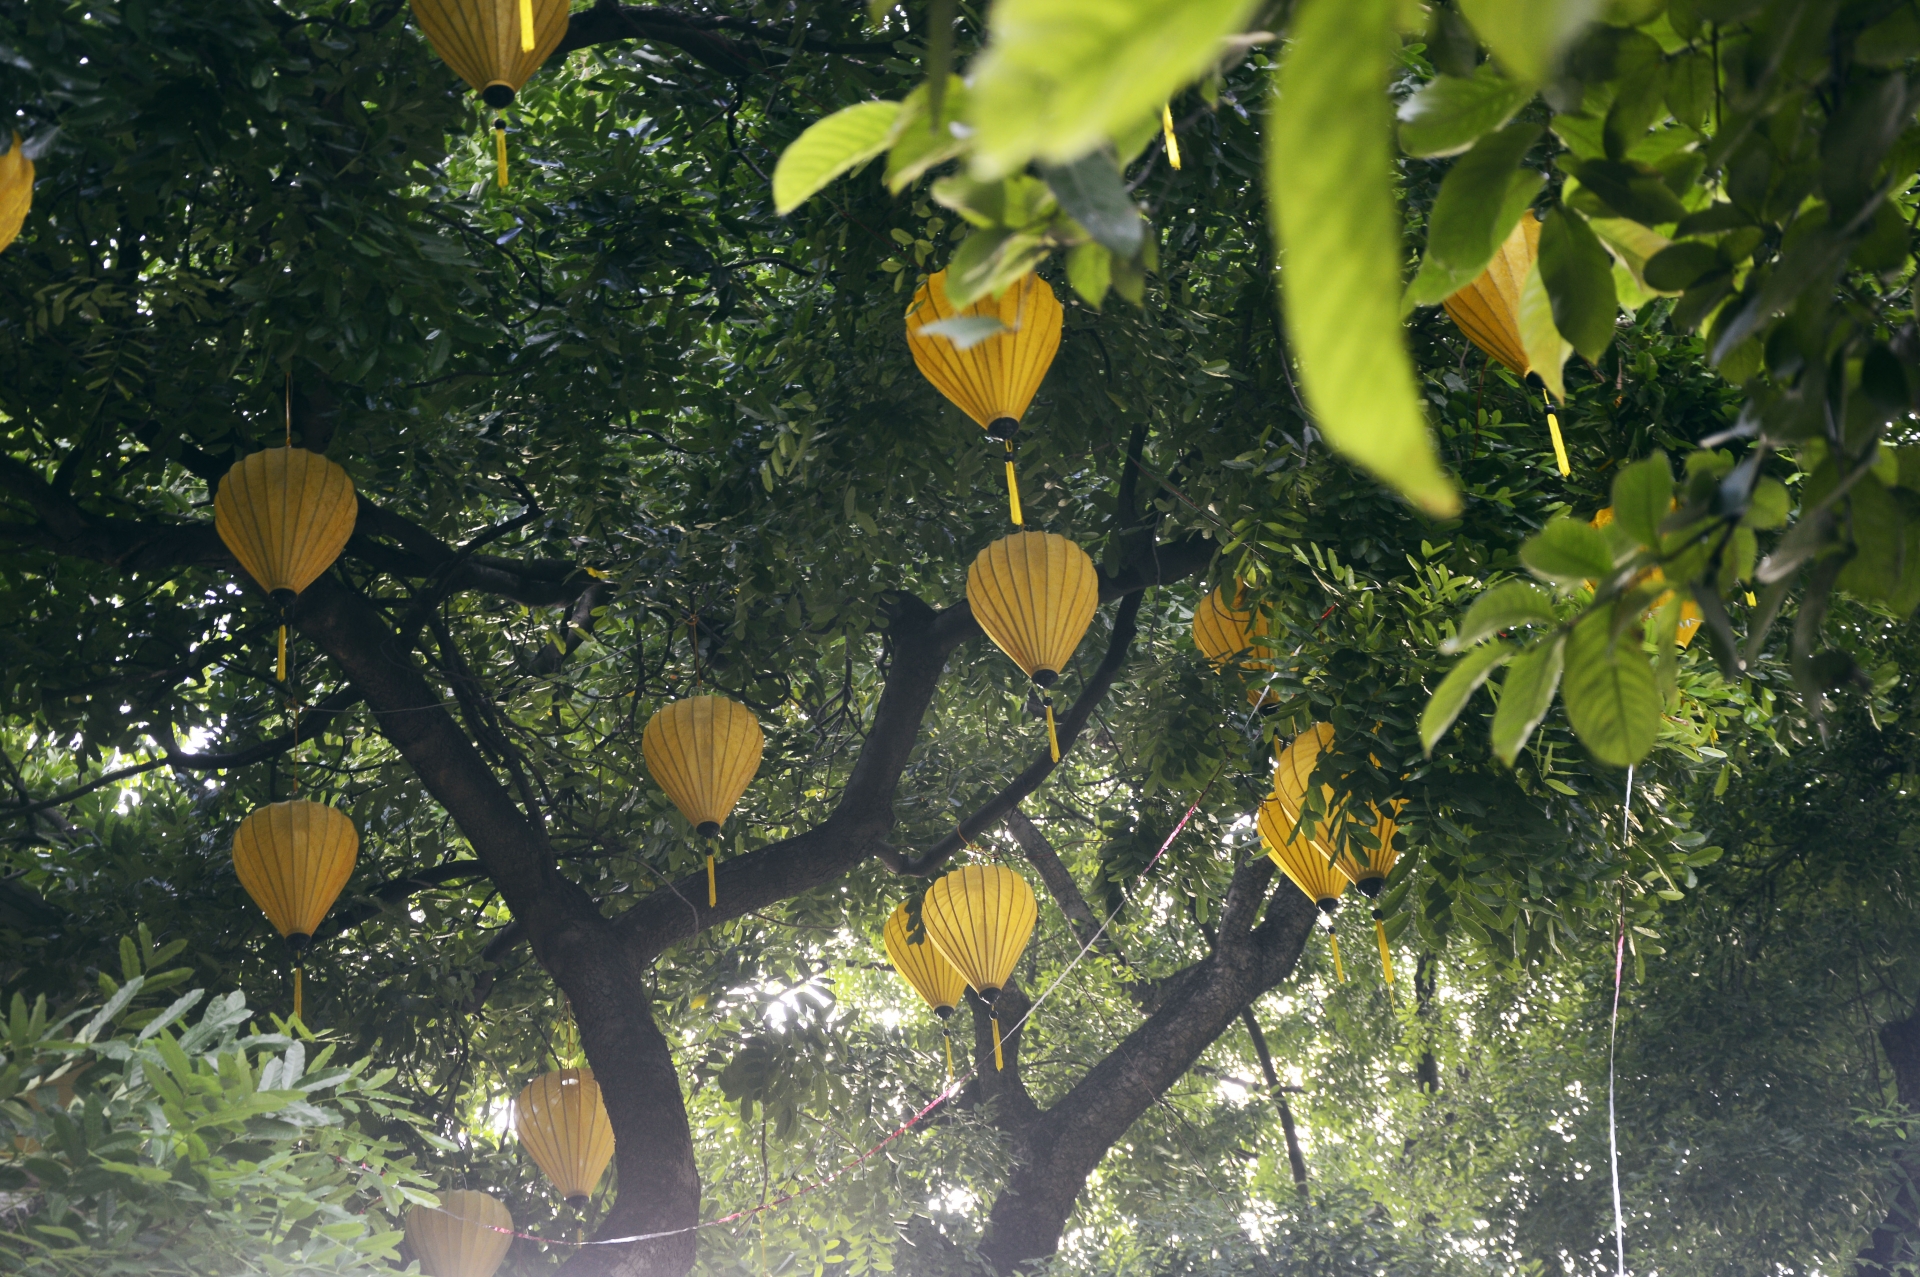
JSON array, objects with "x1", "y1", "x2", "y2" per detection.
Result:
[
  {"x1": 772, "y1": 100, "x2": 901, "y2": 215},
  {"x1": 1458, "y1": 0, "x2": 1601, "y2": 86},
  {"x1": 1561, "y1": 610, "x2": 1659, "y2": 767},
  {"x1": 1422, "y1": 641, "x2": 1515, "y2": 754},
  {"x1": 1492, "y1": 632, "x2": 1566, "y2": 766}
]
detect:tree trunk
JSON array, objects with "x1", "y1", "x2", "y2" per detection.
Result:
[
  {"x1": 1857, "y1": 1010, "x2": 1920, "y2": 1273},
  {"x1": 977, "y1": 884, "x2": 1317, "y2": 1272}
]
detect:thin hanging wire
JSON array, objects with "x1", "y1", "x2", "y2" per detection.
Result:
[{"x1": 1609, "y1": 763, "x2": 1635, "y2": 1277}]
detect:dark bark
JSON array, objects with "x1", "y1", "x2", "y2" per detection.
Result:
[
  {"x1": 1241, "y1": 1007, "x2": 1309, "y2": 1198},
  {"x1": 552, "y1": 1, "x2": 897, "y2": 75},
  {"x1": 977, "y1": 860, "x2": 1319, "y2": 1273},
  {"x1": 1858, "y1": 1009, "x2": 1920, "y2": 1272}
]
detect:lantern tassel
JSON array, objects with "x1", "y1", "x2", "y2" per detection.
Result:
[
  {"x1": 1043, "y1": 698, "x2": 1060, "y2": 763},
  {"x1": 1004, "y1": 443, "x2": 1023, "y2": 526},
  {"x1": 945, "y1": 1032, "x2": 954, "y2": 1083},
  {"x1": 519, "y1": 0, "x2": 535, "y2": 51},
  {"x1": 1545, "y1": 391, "x2": 1570, "y2": 477},
  {"x1": 495, "y1": 118, "x2": 509, "y2": 189},
  {"x1": 293, "y1": 965, "x2": 303, "y2": 1022},
  {"x1": 277, "y1": 625, "x2": 287, "y2": 682},
  {"x1": 1162, "y1": 103, "x2": 1182, "y2": 171},
  {"x1": 1375, "y1": 917, "x2": 1394, "y2": 984},
  {"x1": 991, "y1": 1015, "x2": 1004, "y2": 1072},
  {"x1": 1329, "y1": 929, "x2": 1345, "y2": 984},
  {"x1": 706, "y1": 851, "x2": 717, "y2": 908}
]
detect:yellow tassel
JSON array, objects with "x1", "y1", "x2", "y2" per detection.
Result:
[
  {"x1": 991, "y1": 1015, "x2": 1004, "y2": 1072},
  {"x1": 293, "y1": 966, "x2": 303, "y2": 1021},
  {"x1": 519, "y1": 0, "x2": 535, "y2": 51},
  {"x1": 945, "y1": 1033, "x2": 954, "y2": 1083},
  {"x1": 1745, "y1": 590, "x2": 1757, "y2": 606},
  {"x1": 1329, "y1": 929, "x2": 1346, "y2": 983},
  {"x1": 1044, "y1": 700, "x2": 1060, "y2": 763},
  {"x1": 1545, "y1": 397, "x2": 1570, "y2": 477},
  {"x1": 1162, "y1": 103, "x2": 1182, "y2": 171},
  {"x1": 1004, "y1": 445, "x2": 1023, "y2": 526},
  {"x1": 1375, "y1": 917, "x2": 1394, "y2": 984},
  {"x1": 706, "y1": 852, "x2": 717, "y2": 908},
  {"x1": 495, "y1": 119, "x2": 509, "y2": 189},
  {"x1": 277, "y1": 625, "x2": 287, "y2": 682}
]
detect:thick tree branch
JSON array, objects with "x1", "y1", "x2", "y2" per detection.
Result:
[
  {"x1": 552, "y1": 0, "x2": 896, "y2": 75},
  {"x1": 1005, "y1": 809, "x2": 1119, "y2": 962}
]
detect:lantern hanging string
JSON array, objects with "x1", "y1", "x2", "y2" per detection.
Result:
[
  {"x1": 1608, "y1": 764, "x2": 1635, "y2": 1277},
  {"x1": 388, "y1": 767, "x2": 1223, "y2": 1249}
]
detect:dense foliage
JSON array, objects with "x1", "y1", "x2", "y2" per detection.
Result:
[{"x1": 1, "y1": 0, "x2": 1919, "y2": 1274}]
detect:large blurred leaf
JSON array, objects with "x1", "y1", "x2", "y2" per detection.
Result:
[
  {"x1": 773, "y1": 101, "x2": 901, "y2": 214},
  {"x1": 1268, "y1": 0, "x2": 1460, "y2": 517},
  {"x1": 1397, "y1": 64, "x2": 1535, "y2": 158},
  {"x1": 1538, "y1": 205, "x2": 1618, "y2": 361},
  {"x1": 1561, "y1": 610, "x2": 1659, "y2": 767},
  {"x1": 1491, "y1": 633, "x2": 1566, "y2": 765},
  {"x1": 968, "y1": 0, "x2": 1262, "y2": 178},
  {"x1": 1518, "y1": 257, "x2": 1573, "y2": 401},
  {"x1": 1458, "y1": 0, "x2": 1600, "y2": 85},
  {"x1": 1405, "y1": 122, "x2": 1544, "y2": 308}
]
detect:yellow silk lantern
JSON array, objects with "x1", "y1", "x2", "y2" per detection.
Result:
[
  {"x1": 642, "y1": 694, "x2": 763, "y2": 908},
  {"x1": 1192, "y1": 584, "x2": 1277, "y2": 706},
  {"x1": 232, "y1": 799, "x2": 359, "y2": 1019},
  {"x1": 410, "y1": 0, "x2": 570, "y2": 187},
  {"x1": 407, "y1": 1190, "x2": 513, "y2": 1277},
  {"x1": 920, "y1": 865, "x2": 1037, "y2": 1072},
  {"x1": 1256, "y1": 791, "x2": 1349, "y2": 983},
  {"x1": 0, "y1": 133, "x2": 32, "y2": 255},
  {"x1": 883, "y1": 902, "x2": 968, "y2": 1080},
  {"x1": 1443, "y1": 216, "x2": 1569, "y2": 475},
  {"x1": 966, "y1": 531, "x2": 1100, "y2": 763},
  {"x1": 515, "y1": 1068, "x2": 616, "y2": 1206},
  {"x1": 214, "y1": 447, "x2": 358, "y2": 681},
  {"x1": 905, "y1": 270, "x2": 1064, "y2": 526}
]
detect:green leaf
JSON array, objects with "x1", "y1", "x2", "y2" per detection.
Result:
[
  {"x1": 1444, "y1": 580, "x2": 1558, "y2": 652},
  {"x1": 1040, "y1": 151, "x2": 1143, "y2": 256},
  {"x1": 967, "y1": 0, "x2": 1262, "y2": 178},
  {"x1": 1838, "y1": 473, "x2": 1905, "y2": 601},
  {"x1": 1559, "y1": 156, "x2": 1689, "y2": 226},
  {"x1": 1405, "y1": 123, "x2": 1544, "y2": 307},
  {"x1": 773, "y1": 101, "x2": 901, "y2": 214},
  {"x1": 1066, "y1": 240, "x2": 1113, "y2": 308},
  {"x1": 1517, "y1": 256, "x2": 1573, "y2": 401},
  {"x1": 1561, "y1": 609, "x2": 1659, "y2": 767},
  {"x1": 1643, "y1": 240, "x2": 1721, "y2": 292},
  {"x1": 1520, "y1": 517, "x2": 1614, "y2": 584},
  {"x1": 1492, "y1": 633, "x2": 1567, "y2": 766},
  {"x1": 1458, "y1": 0, "x2": 1601, "y2": 85},
  {"x1": 1396, "y1": 64, "x2": 1536, "y2": 158},
  {"x1": 1743, "y1": 476, "x2": 1790, "y2": 529},
  {"x1": 1538, "y1": 205, "x2": 1618, "y2": 361},
  {"x1": 886, "y1": 78, "x2": 970, "y2": 192},
  {"x1": 1609, "y1": 451, "x2": 1673, "y2": 548},
  {"x1": 915, "y1": 316, "x2": 1009, "y2": 350},
  {"x1": 1268, "y1": 0, "x2": 1459, "y2": 517},
  {"x1": 1422, "y1": 641, "x2": 1516, "y2": 754}
]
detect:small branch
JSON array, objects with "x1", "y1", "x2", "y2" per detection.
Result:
[
  {"x1": 1004, "y1": 809, "x2": 1120, "y2": 962},
  {"x1": 1241, "y1": 1007, "x2": 1308, "y2": 1197}
]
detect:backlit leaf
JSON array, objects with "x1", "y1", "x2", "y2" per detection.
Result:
[
  {"x1": 1561, "y1": 609, "x2": 1659, "y2": 767},
  {"x1": 773, "y1": 101, "x2": 901, "y2": 214}
]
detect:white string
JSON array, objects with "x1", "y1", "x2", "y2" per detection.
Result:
[{"x1": 1609, "y1": 763, "x2": 1633, "y2": 1276}]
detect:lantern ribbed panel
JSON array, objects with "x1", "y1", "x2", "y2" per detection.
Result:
[
  {"x1": 407, "y1": 1190, "x2": 513, "y2": 1277},
  {"x1": 213, "y1": 448, "x2": 358, "y2": 600},
  {"x1": 920, "y1": 865, "x2": 1036, "y2": 1000},
  {"x1": 641, "y1": 695, "x2": 763, "y2": 833},
  {"x1": 1441, "y1": 215, "x2": 1538, "y2": 376},
  {"x1": 0, "y1": 133, "x2": 31, "y2": 255},
  {"x1": 410, "y1": 0, "x2": 570, "y2": 103},
  {"x1": 905, "y1": 270, "x2": 1063, "y2": 429},
  {"x1": 515, "y1": 1068, "x2": 615, "y2": 1203},
  {"x1": 1192, "y1": 585, "x2": 1270, "y2": 672},
  {"x1": 882, "y1": 902, "x2": 967, "y2": 1017},
  {"x1": 231, "y1": 800, "x2": 359, "y2": 941},
  {"x1": 965, "y1": 532, "x2": 1099, "y2": 683},
  {"x1": 1257, "y1": 792, "x2": 1350, "y2": 909}
]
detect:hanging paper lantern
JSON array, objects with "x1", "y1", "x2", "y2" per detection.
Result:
[
  {"x1": 1192, "y1": 583, "x2": 1279, "y2": 706},
  {"x1": 920, "y1": 865, "x2": 1037, "y2": 1072},
  {"x1": 214, "y1": 447, "x2": 359, "y2": 680},
  {"x1": 407, "y1": 1190, "x2": 514, "y2": 1277},
  {"x1": 410, "y1": 0, "x2": 570, "y2": 108},
  {"x1": 882, "y1": 902, "x2": 967, "y2": 1019},
  {"x1": 905, "y1": 270, "x2": 1063, "y2": 525},
  {"x1": 1256, "y1": 791, "x2": 1349, "y2": 983},
  {"x1": 0, "y1": 133, "x2": 32, "y2": 255},
  {"x1": 515, "y1": 1068, "x2": 616, "y2": 1206},
  {"x1": 1442, "y1": 215, "x2": 1537, "y2": 378},
  {"x1": 966, "y1": 531, "x2": 1099, "y2": 762},
  {"x1": 232, "y1": 800, "x2": 359, "y2": 947},
  {"x1": 232, "y1": 799, "x2": 358, "y2": 1019},
  {"x1": 642, "y1": 694, "x2": 763, "y2": 907}
]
